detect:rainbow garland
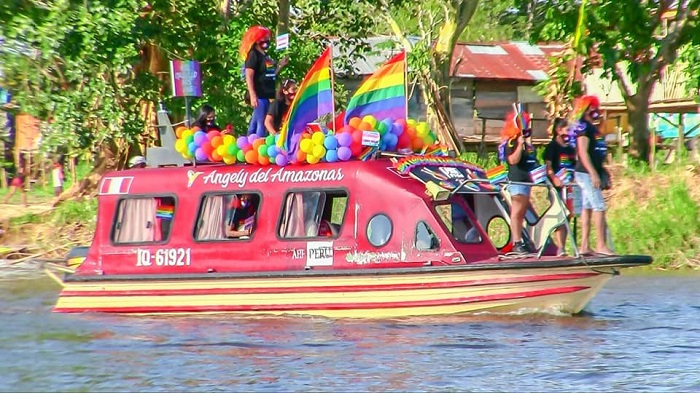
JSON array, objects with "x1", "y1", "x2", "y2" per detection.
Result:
[{"x1": 394, "y1": 155, "x2": 484, "y2": 175}]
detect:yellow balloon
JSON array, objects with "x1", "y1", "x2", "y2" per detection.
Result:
[
  {"x1": 416, "y1": 122, "x2": 430, "y2": 137},
  {"x1": 222, "y1": 134, "x2": 234, "y2": 146},
  {"x1": 311, "y1": 131, "x2": 325, "y2": 146},
  {"x1": 406, "y1": 118, "x2": 417, "y2": 127},
  {"x1": 223, "y1": 156, "x2": 236, "y2": 165},
  {"x1": 181, "y1": 129, "x2": 194, "y2": 139},
  {"x1": 216, "y1": 145, "x2": 227, "y2": 157},
  {"x1": 312, "y1": 145, "x2": 326, "y2": 159},
  {"x1": 362, "y1": 115, "x2": 377, "y2": 129},
  {"x1": 175, "y1": 139, "x2": 187, "y2": 153},
  {"x1": 300, "y1": 139, "x2": 313, "y2": 153},
  {"x1": 307, "y1": 153, "x2": 321, "y2": 164}
]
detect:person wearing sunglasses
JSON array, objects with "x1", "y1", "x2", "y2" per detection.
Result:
[
  {"x1": 240, "y1": 25, "x2": 289, "y2": 138},
  {"x1": 264, "y1": 79, "x2": 297, "y2": 136}
]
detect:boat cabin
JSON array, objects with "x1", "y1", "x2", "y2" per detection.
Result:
[{"x1": 75, "y1": 157, "x2": 570, "y2": 277}]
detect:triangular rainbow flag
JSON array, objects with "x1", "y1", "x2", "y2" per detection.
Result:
[
  {"x1": 344, "y1": 51, "x2": 406, "y2": 124},
  {"x1": 277, "y1": 47, "x2": 334, "y2": 152}
]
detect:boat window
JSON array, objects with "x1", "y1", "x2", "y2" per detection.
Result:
[
  {"x1": 435, "y1": 202, "x2": 482, "y2": 244},
  {"x1": 415, "y1": 222, "x2": 439, "y2": 251},
  {"x1": 367, "y1": 214, "x2": 392, "y2": 247},
  {"x1": 112, "y1": 196, "x2": 175, "y2": 244},
  {"x1": 278, "y1": 190, "x2": 348, "y2": 239},
  {"x1": 194, "y1": 193, "x2": 261, "y2": 241}
]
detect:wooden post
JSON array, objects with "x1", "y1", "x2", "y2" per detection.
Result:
[
  {"x1": 479, "y1": 117, "x2": 487, "y2": 159},
  {"x1": 649, "y1": 127, "x2": 656, "y2": 171},
  {"x1": 678, "y1": 113, "x2": 685, "y2": 161}
]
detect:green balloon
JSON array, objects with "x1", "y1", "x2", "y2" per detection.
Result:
[
  {"x1": 265, "y1": 135, "x2": 275, "y2": 146},
  {"x1": 236, "y1": 149, "x2": 245, "y2": 162},
  {"x1": 227, "y1": 143, "x2": 239, "y2": 156},
  {"x1": 258, "y1": 144, "x2": 268, "y2": 157}
]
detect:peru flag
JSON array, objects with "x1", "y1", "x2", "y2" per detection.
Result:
[{"x1": 99, "y1": 176, "x2": 134, "y2": 195}]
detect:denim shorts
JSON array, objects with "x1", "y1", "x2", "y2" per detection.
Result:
[
  {"x1": 575, "y1": 171, "x2": 606, "y2": 212},
  {"x1": 508, "y1": 184, "x2": 531, "y2": 197}
]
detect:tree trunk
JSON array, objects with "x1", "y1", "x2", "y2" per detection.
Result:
[
  {"x1": 626, "y1": 91, "x2": 652, "y2": 163},
  {"x1": 277, "y1": 0, "x2": 289, "y2": 37}
]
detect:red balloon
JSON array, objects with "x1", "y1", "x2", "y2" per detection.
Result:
[
  {"x1": 350, "y1": 143, "x2": 363, "y2": 157},
  {"x1": 340, "y1": 125, "x2": 354, "y2": 134},
  {"x1": 352, "y1": 130, "x2": 363, "y2": 145},
  {"x1": 207, "y1": 130, "x2": 221, "y2": 140},
  {"x1": 201, "y1": 142, "x2": 214, "y2": 155},
  {"x1": 397, "y1": 133, "x2": 412, "y2": 149}
]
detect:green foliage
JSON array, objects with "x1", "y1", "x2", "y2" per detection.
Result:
[{"x1": 608, "y1": 180, "x2": 700, "y2": 269}]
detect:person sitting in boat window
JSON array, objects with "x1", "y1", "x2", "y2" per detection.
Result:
[
  {"x1": 225, "y1": 193, "x2": 259, "y2": 239},
  {"x1": 502, "y1": 110, "x2": 538, "y2": 254}
]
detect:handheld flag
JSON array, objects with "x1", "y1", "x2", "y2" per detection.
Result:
[{"x1": 277, "y1": 47, "x2": 334, "y2": 152}]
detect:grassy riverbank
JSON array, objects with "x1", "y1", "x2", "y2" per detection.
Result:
[{"x1": 1, "y1": 159, "x2": 699, "y2": 269}]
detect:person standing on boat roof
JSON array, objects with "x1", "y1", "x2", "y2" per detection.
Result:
[
  {"x1": 264, "y1": 79, "x2": 297, "y2": 136},
  {"x1": 501, "y1": 110, "x2": 538, "y2": 254},
  {"x1": 240, "y1": 25, "x2": 289, "y2": 138},
  {"x1": 572, "y1": 95, "x2": 615, "y2": 256},
  {"x1": 543, "y1": 118, "x2": 577, "y2": 256}
]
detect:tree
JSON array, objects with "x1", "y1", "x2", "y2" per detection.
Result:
[
  {"x1": 528, "y1": 0, "x2": 700, "y2": 162},
  {"x1": 380, "y1": 0, "x2": 480, "y2": 153}
]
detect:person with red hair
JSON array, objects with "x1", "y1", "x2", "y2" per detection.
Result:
[
  {"x1": 572, "y1": 95, "x2": 615, "y2": 256},
  {"x1": 503, "y1": 110, "x2": 538, "y2": 254},
  {"x1": 240, "y1": 25, "x2": 288, "y2": 137}
]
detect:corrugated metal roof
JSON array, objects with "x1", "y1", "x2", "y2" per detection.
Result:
[{"x1": 452, "y1": 42, "x2": 564, "y2": 81}]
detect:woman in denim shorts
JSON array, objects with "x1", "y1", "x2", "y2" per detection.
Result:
[
  {"x1": 502, "y1": 111, "x2": 538, "y2": 254},
  {"x1": 572, "y1": 95, "x2": 615, "y2": 256}
]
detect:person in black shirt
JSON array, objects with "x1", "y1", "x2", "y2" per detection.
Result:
[
  {"x1": 503, "y1": 111, "x2": 538, "y2": 254},
  {"x1": 543, "y1": 118, "x2": 577, "y2": 256},
  {"x1": 572, "y1": 95, "x2": 614, "y2": 256},
  {"x1": 264, "y1": 79, "x2": 297, "y2": 135},
  {"x1": 241, "y1": 26, "x2": 288, "y2": 137}
]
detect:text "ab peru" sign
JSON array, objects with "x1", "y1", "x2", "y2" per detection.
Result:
[{"x1": 170, "y1": 60, "x2": 202, "y2": 97}]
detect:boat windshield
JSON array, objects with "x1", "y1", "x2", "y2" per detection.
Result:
[{"x1": 434, "y1": 201, "x2": 483, "y2": 244}]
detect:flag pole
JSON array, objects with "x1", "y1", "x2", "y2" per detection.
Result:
[
  {"x1": 329, "y1": 44, "x2": 337, "y2": 135},
  {"x1": 403, "y1": 50, "x2": 408, "y2": 122}
]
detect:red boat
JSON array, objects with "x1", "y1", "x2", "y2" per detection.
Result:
[{"x1": 46, "y1": 151, "x2": 651, "y2": 317}]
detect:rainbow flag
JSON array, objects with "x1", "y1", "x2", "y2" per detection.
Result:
[
  {"x1": 344, "y1": 51, "x2": 406, "y2": 124},
  {"x1": 529, "y1": 165, "x2": 548, "y2": 184},
  {"x1": 156, "y1": 205, "x2": 174, "y2": 219},
  {"x1": 486, "y1": 165, "x2": 508, "y2": 184},
  {"x1": 278, "y1": 47, "x2": 334, "y2": 152}
]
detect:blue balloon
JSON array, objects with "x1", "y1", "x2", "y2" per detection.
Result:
[
  {"x1": 188, "y1": 141, "x2": 197, "y2": 153},
  {"x1": 385, "y1": 133, "x2": 398, "y2": 150},
  {"x1": 325, "y1": 149, "x2": 339, "y2": 163},
  {"x1": 324, "y1": 135, "x2": 339, "y2": 150},
  {"x1": 267, "y1": 144, "x2": 279, "y2": 158}
]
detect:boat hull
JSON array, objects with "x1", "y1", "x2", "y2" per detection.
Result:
[{"x1": 53, "y1": 258, "x2": 644, "y2": 318}]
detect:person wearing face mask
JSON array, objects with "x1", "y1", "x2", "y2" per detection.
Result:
[
  {"x1": 225, "y1": 194, "x2": 258, "y2": 239},
  {"x1": 543, "y1": 118, "x2": 577, "y2": 256},
  {"x1": 502, "y1": 110, "x2": 538, "y2": 254},
  {"x1": 572, "y1": 95, "x2": 615, "y2": 256},
  {"x1": 240, "y1": 25, "x2": 289, "y2": 138},
  {"x1": 264, "y1": 79, "x2": 297, "y2": 136},
  {"x1": 192, "y1": 104, "x2": 219, "y2": 132}
]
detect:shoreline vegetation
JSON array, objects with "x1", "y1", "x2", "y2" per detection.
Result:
[{"x1": 1, "y1": 157, "x2": 699, "y2": 271}]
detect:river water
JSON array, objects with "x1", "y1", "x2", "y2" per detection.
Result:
[{"x1": 1, "y1": 260, "x2": 699, "y2": 392}]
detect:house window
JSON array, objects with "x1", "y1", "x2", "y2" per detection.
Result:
[
  {"x1": 367, "y1": 214, "x2": 392, "y2": 247},
  {"x1": 278, "y1": 190, "x2": 348, "y2": 239},
  {"x1": 112, "y1": 196, "x2": 175, "y2": 244},
  {"x1": 435, "y1": 202, "x2": 482, "y2": 244},
  {"x1": 195, "y1": 193, "x2": 261, "y2": 241},
  {"x1": 415, "y1": 222, "x2": 439, "y2": 251}
]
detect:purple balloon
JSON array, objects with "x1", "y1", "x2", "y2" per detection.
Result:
[
  {"x1": 237, "y1": 136, "x2": 250, "y2": 149},
  {"x1": 392, "y1": 122, "x2": 405, "y2": 136},
  {"x1": 247, "y1": 134, "x2": 260, "y2": 145},
  {"x1": 195, "y1": 148, "x2": 208, "y2": 161},
  {"x1": 193, "y1": 131, "x2": 207, "y2": 146},
  {"x1": 337, "y1": 146, "x2": 352, "y2": 161},
  {"x1": 336, "y1": 132, "x2": 352, "y2": 147},
  {"x1": 275, "y1": 154, "x2": 289, "y2": 166}
]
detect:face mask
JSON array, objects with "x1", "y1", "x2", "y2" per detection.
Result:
[
  {"x1": 589, "y1": 109, "x2": 601, "y2": 120},
  {"x1": 562, "y1": 134, "x2": 571, "y2": 143},
  {"x1": 241, "y1": 199, "x2": 248, "y2": 208},
  {"x1": 260, "y1": 41, "x2": 270, "y2": 50}
]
